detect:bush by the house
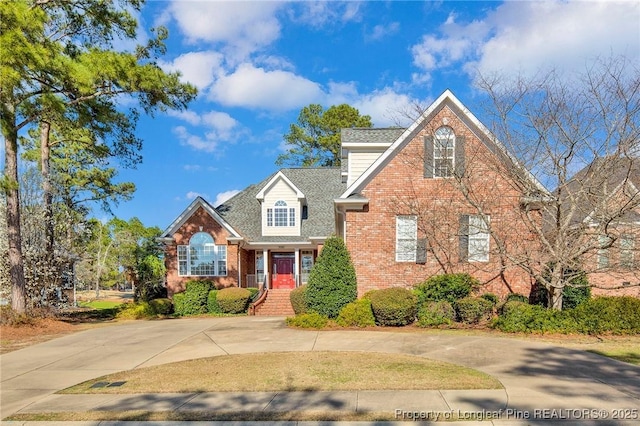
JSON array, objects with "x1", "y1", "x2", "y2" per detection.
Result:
[
  {"x1": 531, "y1": 265, "x2": 591, "y2": 309},
  {"x1": 148, "y1": 298, "x2": 173, "y2": 315},
  {"x1": 286, "y1": 312, "x2": 328, "y2": 329},
  {"x1": 505, "y1": 293, "x2": 528, "y2": 304},
  {"x1": 173, "y1": 280, "x2": 213, "y2": 316},
  {"x1": 481, "y1": 293, "x2": 499, "y2": 306},
  {"x1": 572, "y1": 297, "x2": 640, "y2": 335},
  {"x1": 336, "y1": 298, "x2": 376, "y2": 328},
  {"x1": 492, "y1": 302, "x2": 577, "y2": 333},
  {"x1": 207, "y1": 290, "x2": 221, "y2": 314},
  {"x1": 367, "y1": 287, "x2": 417, "y2": 326},
  {"x1": 216, "y1": 287, "x2": 252, "y2": 314},
  {"x1": 247, "y1": 287, "x2": 260, "y2": 302},
  {"x1": 290, "y1": 285, "x2": 308, "y2": 315},
  {"x1": 414, "y1": 273, "x2": 478, "y2": 306},
  {"x1": 417, "y1": 300, "x2": 456, "y2": 327},
  {"x1": 455, "y1": 297, "x2": 494, "y2": 324},
  {"x1": 116, "y1": 302, "x2": 155, "y2": 320},
  {"x1": 305, "y1": 236, "x2": 357, "y2": 318}
]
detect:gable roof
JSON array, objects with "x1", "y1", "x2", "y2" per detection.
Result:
[
  {"x1": 218, "y1": 168, "x2": 345, "y2": 242},
  {"x1": 341, "y1": 127, "x2": 406, "y2": 145},
  {"x1": 559, "y1": 156, "x2": 640, "y2": 226},
  {"x1": 340, "y1": 89, "x2": 548, "y2": 199},
  {"x1": 160, "y1": 196, "x2": 242, "y2": 239},
  {"x1": 255, "y1": 170, "x2": 305, "y2": 201}
]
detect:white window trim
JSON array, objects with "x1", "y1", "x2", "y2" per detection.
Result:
[
  {"x1": 620, "y1": 234, "x2": 635, "y2": 269},
  {"x1": 177, "y1": 232, "x2": 227, "y2": 277},
  {"x1": 267, "y1": 200, "x2": 295, "y2": 228},
  {"x1": 467, "y1": 215, "x2": 490, "y2": 263},
  {"x1": 434, "y1": 126, "x2": 455, "y2": 178},
  {"x1": 396, "y1": 215, "x2": 417, "y2": 262}
]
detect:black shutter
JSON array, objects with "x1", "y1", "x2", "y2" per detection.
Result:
[
  {"x1": 454, "y1": 135, "x2": 465, "y2": 177},
  {"x1": 459, "y1": 215, "x2": 469, "y2": 262},
  {"x1": 424, "y1": 136, "x2": 434, "y2": 178},
  {"x1": 416, "y1": 238, "x2": 427, "y2": 264}
]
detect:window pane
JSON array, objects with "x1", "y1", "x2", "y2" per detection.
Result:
[
  {"x1": 467, "y1": 215, "x2": 490, "y2": 262},
  {"x1": 434, "y1": 126, "x2": 455, "y2": 178},
  {"x1": 289, "y1": 208, "x2": 295, "y2": 226},
  {"x1": 620, "y1": 235, "x2": 635, "y2": 268},
  {"x1": 274, "y1": 207, "x2": 288, "y2": 226},
  {"x1": 178, "y1": 246, "x2": 188, "y2": 276},
  {"x1": 396, "y1": 216, "x2": 417, "y2": 262},
  {"x1": 267, "y1": 209, "x2": 273, "y2": 226}
]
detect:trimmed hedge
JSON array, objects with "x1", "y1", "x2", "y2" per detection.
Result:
[
  {"x1": 148, "y1": 298, "x2": 173, "y2": 315},
  {"x1": 417, "y1": 300, "x2": 455, "y2": 327},
  {"x1": 216, "y1": 287, "x2": 252, "y2": 314},
  {"x1": 286, "y1": 312, "x2": 328, "y2": 329},
  {"x1": 336, "y1": 298, "x2": 376, "y2": 328},
  {"x1": 492, "y1": 302, "x2": 577, "y2": 333},
  {"x1": 455, "y1": 297, "x2": 494, "y2": 324},
  {"x1": 290, "y1": 285, "x2": 308, "y2": 315},
  {"x1": 414, "y1": 273, "x2": 478, "y2": 306},
  {"x1": 572, "y1": 296, "x2": 640, "y2": 335},
  {"x1": 207, "y1": 290, "x2": 221, "y2": 314},
  {"x1": 173, "y1": 280, "x2": 213, "y2": 316},
  {"x1": 305, "y1": 236, "x2": 357, "y2": 318},
  {"x1": 367, "y1": 287, "x2": 417, "y2": 326}
]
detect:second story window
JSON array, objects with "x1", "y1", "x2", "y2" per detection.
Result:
[
  {"x1": 267, "y1": 200, "x2": 295, "y2": 227},
  {"x1": 434, "y1": 126, "x2": 455, "y2": 178}
]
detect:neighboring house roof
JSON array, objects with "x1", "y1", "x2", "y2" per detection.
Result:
[
  {"x1": 160, "y1": 196, "x2": 242, "y2": 239},
  {"x1": 217, "y1": 168, "x2": 346, "y2": 243},
  {"x1": 559, "y1": 156, "x2": 640, "y2": 226},
  {"x1": 341, "y1": 127, "x2": 406, "y2": 144},
  {"x1": 340, "y1": 89, "x2": 548, "y2": 199}
]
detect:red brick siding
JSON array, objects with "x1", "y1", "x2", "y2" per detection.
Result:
[
  {"x1": 165, "y1": 206, "x2": 239, "y2": 297},
  {"x1": 346, "y1": 106, "x2": 538, "y2": 298}
]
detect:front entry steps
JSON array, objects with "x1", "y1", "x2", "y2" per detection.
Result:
[{"x1": 253, "y1": 288, "x2": 295, "y2": 316}]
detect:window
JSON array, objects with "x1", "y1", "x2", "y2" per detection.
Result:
[
  {"x1": 255, "y1": 252, "x2": 265, "y2": 283},
  {"x1": 597, "y1": 235, "x2": 612, "y2": 269},
  {"x1": 434, "y1": 126, "x2": 455, "y2": 178},
  {"x1": 620, "y1": 234, "x2": 635, "y2": 269},
  {"x1": 460, "y1": 215, "x2": 490, "y2": 262},
  {"x1": 267, "y1": 200, "x2": 295, "y2": 227},
  {"x1": 177, "y1": 232, "x2": 227, "y2": 276},
  {"x1": 301, "y1": 250, "x2": 314, "y2": 283},
  {"x1": 396, "y1": 216, "x2": 417, "y2": 262}
]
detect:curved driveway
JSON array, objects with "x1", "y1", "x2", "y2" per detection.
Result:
[{"x1": 2, "y1": 316, "x2": 639, "y2": 421}]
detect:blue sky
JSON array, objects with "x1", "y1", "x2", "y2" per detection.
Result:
[{"x1": 97, "y1": 1, "x2": 639, "y2": 229}]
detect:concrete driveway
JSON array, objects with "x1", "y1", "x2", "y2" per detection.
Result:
[{"x1": 1, "y1": 316, "x2": 639, "y2": 423}]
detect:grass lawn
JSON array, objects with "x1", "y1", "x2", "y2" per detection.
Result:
[
  {"x1": 77, "y1": 300, "x2": 123, "y2": 310},
  {"x1": 62, "y1": 351, "x2": 502, "y2": 394}
]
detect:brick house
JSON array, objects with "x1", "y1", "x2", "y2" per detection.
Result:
[{"x1": 160, "y1": 90, "x2": 549, "y2": 314}]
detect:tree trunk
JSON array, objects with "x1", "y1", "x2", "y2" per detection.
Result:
[
  {"x1": 40, "y1": 121, "x2": 54, "y2": 263},
  {"x1": 549, "y1": 286, "x2": 563, "y2": 310},
  {"x1": 4, "y1": 121, "x2": 27, "y2": 313}
]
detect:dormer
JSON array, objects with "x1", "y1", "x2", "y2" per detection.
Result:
[
  {"x1": 256, "y1": 171, "x2": 306, "y2": 236},
  {"x1": 341, "y1": 127, "x2": 404, "y2": 186}
]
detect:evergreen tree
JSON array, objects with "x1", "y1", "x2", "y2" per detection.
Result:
[{"x1": 305, "y1": 236, "x2": 357, "y2": 318}]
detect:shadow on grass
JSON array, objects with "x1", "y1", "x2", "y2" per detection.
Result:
[
  {"x1": 59, "y1": 307, "x2": 121, "y2": 324},
  {"x1": 588, "y1": 349, "x2": 640, "y2": 366}
]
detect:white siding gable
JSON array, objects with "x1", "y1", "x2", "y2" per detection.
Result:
[
  {"x1": 259, "y1": 175, "x2": 303, "y2": 236},
  {"x1": 348, "y1": 149, "x2": 387, "y2": 187}
]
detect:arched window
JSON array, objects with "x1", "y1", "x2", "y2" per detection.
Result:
[
  {"x1": 434, "y1": 126, "x2": 455, "y2": 178},
  {"x1": 177, "y1": 232, "x2": 227, "y2": 276},
  {"x1": 267, "y1": 200, "x2": 295, "y2": 227}
]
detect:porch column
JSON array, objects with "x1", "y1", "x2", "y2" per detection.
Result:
[
  {"x1": 294, "y1": 248, "x2": 300, "y2": 287},
  {"x1": 262, "y1": 248, "x2": 269, "y2": 290}
]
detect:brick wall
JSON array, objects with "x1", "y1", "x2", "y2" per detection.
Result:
[
  {"x1": 165, "y1": 206, "x2": 239, "y2": 296},
  {"x1": 345, "y1": 106, "x2": 537, "y2": 299}
]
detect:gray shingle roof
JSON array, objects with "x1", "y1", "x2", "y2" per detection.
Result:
[
  {"x1": 217, "y1": 168, "x2": 345, "y2": 242},
  {"x1": 341, "y1": 127, "x2": 405, "y2": 144}
]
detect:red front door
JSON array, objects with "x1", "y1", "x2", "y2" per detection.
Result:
[{"x1": 272, "y1": 255, "x2": 295, "y2": 289}]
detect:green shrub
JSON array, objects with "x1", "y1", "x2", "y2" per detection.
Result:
[
  {"x1": 286, "y1": 312, "x2": 328, "y2": 329},
  {"x1": 116, "y1": 302, "x2": 155, "y2": 319},
  {"x1": 414, "y1": 273, "x2": 478, "y2": 306},
  {"x1": 247, "y1": 287, "x2": 259, "y2": 302},
  {"x1": 368, "y1": 287, "x2": 417, "y2": 326},
  {"x1": 216, "y1": 287, "x2": 251, "y2": 314},
  {"x1": 290, "y1": 285, "x2": 308, "y2": 315},
  {"x1": 172, "y1": 293, "x2": 186, "y2": 316},
  {"x1": 481, "y1": 293, "x2": 499, "y2": 305},
  {"x1": 492, "y1": 302, "x2": 577, "y2": 333},
  {"x1": 417, "y1": 300, "x2": 455, "y2": 327},
  {"x1": 505, "y1": 293, "x2": 528, "y2": 303},
  {"x1": 336, "y1": 298, "x2": 376, "y2": 327},
  {"x1": 532, "y1": 265, "x2": 591, "y2": 309},
  {"x1": 148, "y1": 298, "x2": 173, "y2": 315},
  {"x1": 174, "y1": 280, "x2": 213, "y2": 316},
  {"x1": 207, "y1": 290, "x2": 221, "y2": 314},
  {"x1": 305, "y1": 236, "x2": 357, "y2": 318},
  {"x1": 572, "y1": 297, "x2": 640, "y2": 335},
  {"x1": 455, "y1": 297, "x2": 494, "y2": 324}
]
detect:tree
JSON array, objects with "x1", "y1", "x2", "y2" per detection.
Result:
[
  {"x1": 0, "y1": 0, "x2": 196, "y2": 313},
  {"x1": 304, "y1": 236, "x2": 357, "y2": 318},
  {"x1": 474, "y1": 55, "x2": 640, "y2": 309},
  {"x1": 277, "y1": 104, "x2": 372, "y2": 167}
]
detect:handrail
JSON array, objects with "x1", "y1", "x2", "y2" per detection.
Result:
[{"x1": 248, "y1": 287, "x2": 268, "y2": 316}]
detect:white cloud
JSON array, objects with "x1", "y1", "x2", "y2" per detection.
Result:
[
  {"x1": 214, "y1": 190, "x2": 241, "y2": 207},
  {"x1": 172, "y1": 111, "x2": 242, "y2": 153},
  {"x1": 353, "y1": 89, "x2": 417, "y2": 127},
  {"x1": 290, "y1": 1, "x2": 362, "y2": 28},
  {"x1": 183, "y1": 164, "x2": 201, "y2": 172},
  {"x1": 367, "y1": 22, "x2": 400, "y2": 42},
  {"x1": 411, "y1": 1, "x2": 640, "y2": 80},
  {"x1": 186, "y1": 191, "x2": 207, "y2": 200},
  {"x1": 163, "y1": 1, "x2": 283, "y2": 61},
  {"x1": 159, "y1": 51, "x2": 224, "y2": 90},
  {"x1": 209, "y1": 63, "x2": 323, "y2": 110},
  {"x1": 166, "y1": 110, "x2": 201, "y2": 126},
  {"x1": 173, "y1": 126, "x2": 218, "y2": 152}
]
